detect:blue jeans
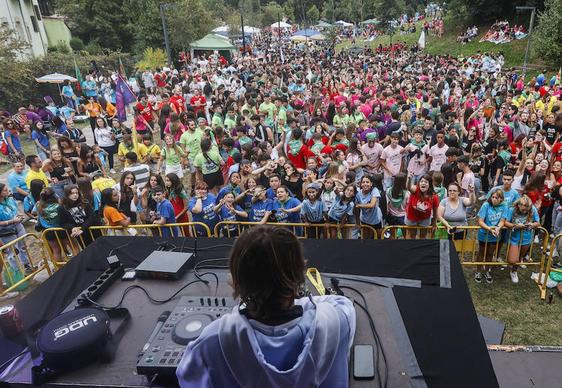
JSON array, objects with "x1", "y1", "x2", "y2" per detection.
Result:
[{"x1": 0, "y1": 223, "x2": 30, "y2": 268}]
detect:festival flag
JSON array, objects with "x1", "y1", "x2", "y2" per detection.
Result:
[
  {"x1": 74, "y1": 58, "x2": 83, "y2": 92},
  {"x1": 119, "y1": 57, "x2": 127, "y2": 79},
  {"x1": 418, "y1": 30, "x2": 426, "y2": 50},
  {"x1": 557, "y1": 68, "x2": 561, "y2": 85},
  {"x1": 280, "y1": 45, "x2": 285, "y2": 63},
  {"x1": 115, "y1": 74, "x2": 136, "y2": 122}
]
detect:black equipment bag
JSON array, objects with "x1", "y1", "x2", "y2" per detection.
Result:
[{"x1": 32, "y1": 307, "x2": 130, "y2": 385}]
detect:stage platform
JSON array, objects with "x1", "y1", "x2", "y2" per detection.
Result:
[{"x1": 0, "y1": 237, "x2": 499, "y2": 387}]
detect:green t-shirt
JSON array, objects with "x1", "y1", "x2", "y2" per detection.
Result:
[
  {"x1": 259, "y1": 102, "x2": 276, "y2": 120},
  {"x1": 162, "y1": 146, "x2": 184, "y2": 166},
  {"x1": 224, "y1": 115, "x2": 237, "y2": 131},
  {"x1": 179, "y1": 129, "x2": 203, "y2": 162},
  {"x1": 211, "y1": 113, "x2": 223, "y2": 128},
  {"x1": 194, "y1": 148, "x2": 221, "y2": 175}
]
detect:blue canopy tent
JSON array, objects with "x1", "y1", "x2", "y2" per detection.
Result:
[{"x1": 292, "y1": 28, "x2": 321, "y2": 38}]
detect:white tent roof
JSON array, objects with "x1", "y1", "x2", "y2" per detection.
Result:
[
  {"x1": 213, "y1": 25, "x2": 261, "y2": 34},
  {"x1": 271, "y1": 21, "x2": 292, "y2": 28},
  {"x1": 335, "y1": 20, "x2": 353, "y2": 26}
]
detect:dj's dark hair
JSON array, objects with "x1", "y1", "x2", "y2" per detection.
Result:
[{"x1": 230, "y1": 225, "x2": 305, "y2": 321}]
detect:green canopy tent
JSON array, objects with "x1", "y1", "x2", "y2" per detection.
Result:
[{"x1": 190, "y1": 34, "x2": 236, "y2": 60}]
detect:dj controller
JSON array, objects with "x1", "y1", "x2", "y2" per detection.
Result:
[{"x1": 136, "y1": 296, "x2": 238, "y2": 376}]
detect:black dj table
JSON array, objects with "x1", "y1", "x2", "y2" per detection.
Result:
[{"x1": 0, "y1": 237, "x2": 497, "y2": 388}]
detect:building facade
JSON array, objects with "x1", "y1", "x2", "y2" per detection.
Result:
[{"x1": 0, "y1": 0, "x2": 49, "y2": 57}]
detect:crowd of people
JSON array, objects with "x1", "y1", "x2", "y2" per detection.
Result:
[
  {"x1": 1, "y1": 25, "x2": 562, "y2": 300},
  {"x1": 480, "y1": 21, "x2": 528, "y2": 45}
]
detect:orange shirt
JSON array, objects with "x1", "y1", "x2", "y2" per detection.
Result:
[
  {"x1": 103, "y1": 206, "x2": 126, "y2": 226},
  {"x1": 85, "y1": 102, "x2": 103, "y2": 118}
]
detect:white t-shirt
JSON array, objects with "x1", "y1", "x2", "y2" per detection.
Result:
[
  {"x1": 426, "y1": 144, "x2": 449, "y2": 172},
  {"x1": 380, "y1": 144, "x2": 403, "y2": 178}
]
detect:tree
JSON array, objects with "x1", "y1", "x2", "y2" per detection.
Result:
[
  {"x1": 374, "y1": 0, "x2": 405, "y2": 23},
  {"x1": 137, "y1": 48, "x2": 168, "y2": 70},
  {"x1": 534, "y1": 0, "x2": 562, "y2": 66},
  {"x1": 261, "y1": 1, "x2": 284, "y2": 26},
  {"x1": 124, "y1": 0, "x2": 164, "y2": 52},
  {"x1": 0, "y1": 26, "x2": 31, "y2": 109},
  {"x1": 55, "y1": 0, "x2": 134, "y2": 51},
  {"x1": 166, "y1": 0, "x2": 216, "y2": 50},
  {"x1": 307, "y1": 5, "x2": 320, "y2": 24}
]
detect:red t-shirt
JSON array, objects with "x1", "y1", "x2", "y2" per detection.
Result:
[
  {"x1": 190, "y1": 95, "x2": 207, "y2": 114},
  {"x1": 552, "y1": 142, "x2": 562, "y2": 161},
  {"x1": 405, "y1": 187, "x2": 439, "y2": 222},
  {"x1": 170, "y1": 95, "x2": 186, "y2": 113},
  {"x1": 136, "y1": 102, "x2": 154, "y2": 123},
  {"x1": 287, "y1": 144, "x2": 315, "y2": 170},
  {"x1": 154, "y1": 73, "x2": 167, "y2": 88}
]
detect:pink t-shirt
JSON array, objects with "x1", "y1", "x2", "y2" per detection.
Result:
[
  {"x1": 426, "y1": 144, "x2": 449, "y2": 172},
  {"x1": 380, "y1": 144, "x2": 403, "y2": 178},
  {"x1": 362, "y1": 142, "x2": 384, "y2": 174}
]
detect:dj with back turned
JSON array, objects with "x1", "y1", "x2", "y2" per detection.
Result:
[{"x1": 176, "y1": 225, "x2": 356, "y2": 387}]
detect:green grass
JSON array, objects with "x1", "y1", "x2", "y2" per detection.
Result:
[
  {"x1": 464, "y1": 266, "x2": 562, "y2": 346},
  {"x1": 337, "y1": 22, "x2": 547, "y2": 70}
]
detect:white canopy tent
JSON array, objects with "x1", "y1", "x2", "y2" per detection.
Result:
[
  {"x1": 271, "y1": 21, "x2": 292, "y2": 29},
  {"x1": 335, "y1": 20, "x2": 353, "y2": 27}
]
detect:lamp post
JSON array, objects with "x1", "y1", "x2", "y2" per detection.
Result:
[
  {"x1": 516, "y1": 6, "x2": 536, "y2": 77},
  {"x1": 160, "y1": 3, "x2": 177, "y2": 65}
]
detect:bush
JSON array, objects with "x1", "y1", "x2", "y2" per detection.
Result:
[
  {"x1": 136, "y1": 48, "x2": 167, "y2": 71},
  {"x1": 47, "y1": 42, "x2": 71, "y2": 54},
  {"x1": 84, "y1": 40, "x2": 103, "y2": 55},
  {"x1": 69, "y1": 37, "x2": 85, "y2": 51}
]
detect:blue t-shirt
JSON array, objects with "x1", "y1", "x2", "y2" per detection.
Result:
[
  {"x1": 300, "y1": 199, "x2": 325, "y2": 223},
  {"x1": 8, "y1": 171, "x2": 28, "y2": 194},
  {"x1": 0, "y1": 197, "x2": 18, "y2": 222},
  {"x1": 218, "y1": 204, "x2": 246, "y2": 231},
  {"x1": 188, "y1": 194, "x2": 219, "y2": 230},
  {"x1": 487, "y1": 186, "x2": 520, "y2": 208},
  {"x1": 328, "y1": 196, "x2": 355, "y2": 222},
  {"x1": 156, "y1": 199, "x2": 179, "y2": 237},
  {"x1": 5, "y1": 130, "x2": 22, "y2": 153},
  {"x1": 502, "y1": 206, "x2": 540, "y2": 246},
  {"x1": 93, "y1": 191, "x2": 102, "y2": 212},
  {"x1": 355, "y1": 188, "x2": 381, "y2": 225},
  {"x1": 23, "y1": 195, "x2": 36, "y2": 214},
  {"x1": 32, "y1": 130, "x2": 50, "y2": 148},
  {"x1": 62, "y1": 84, "x2": 74, "y2": 97},
  {"x1": 249, "y1": 199, "x2": 273, "y2": 222},
  {"x1": 477, "y1": 201, "x2": 507, "y2": 242},
  {"x1": 216, "y1": 184, "x2": 242, "y2": 203},
  {"x1": 272, "y1": 197, "x2": 301, "y2": 223}
]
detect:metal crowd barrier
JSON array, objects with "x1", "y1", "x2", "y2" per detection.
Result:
[
  {"x1": 541, "y1": 233, "x2": 562, "y2": 300},
  {"x1": 381, "y1": 225, "x2": 548, "y2": 265},
  {"x1": 87, "y1": 222, "x2": 212, "y2": 239},
  {"x1": 213, "y1": 221, "x2": 379, "y2": 239},
  {"x1": 0, "y1": 233, "x2": 53, "y2": 297},
  {"x1": 40, "y1": 228, "x2": 85, "y2": 269}
]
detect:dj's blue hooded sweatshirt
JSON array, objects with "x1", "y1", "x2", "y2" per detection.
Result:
[{"x1": 176, "y1": 295, "x2": 356, "y2": 388}]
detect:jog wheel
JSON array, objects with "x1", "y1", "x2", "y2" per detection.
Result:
[{"x1": 172, "y1": 314, "x2": 213, "y2": 345}]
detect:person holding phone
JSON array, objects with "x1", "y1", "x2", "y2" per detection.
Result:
[{"x1": 176, "y1": 225, "x2": 356, "y2": 387}]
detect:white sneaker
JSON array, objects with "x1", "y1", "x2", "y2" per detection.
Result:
[
  {"x1": 510, "y1": 271, "x2": 519, "y2": 284},
  {"x1": 110, "y1": 169, "x2": 116, "y2": 174},
  {"x1": 0, "y1": 291, "x2": 19, "y2": 301}
]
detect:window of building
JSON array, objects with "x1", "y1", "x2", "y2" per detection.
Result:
[
  {"x1": 34, "y1": 5, "x2": 42, "y2": 21},
  {"x1": 30, "y1": 16, "x2": 39, "y2": 33}
]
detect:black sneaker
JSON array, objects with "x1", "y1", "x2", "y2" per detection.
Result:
[
  {"x1": 24, "y1": 264, "x2": 35, "y2": 274},
  {"x1": 475, "y1": 272, "x2": 483, "y2": 283},
  {"x1": 485, "y1": 271, "x2": 493, "y2": 284}
]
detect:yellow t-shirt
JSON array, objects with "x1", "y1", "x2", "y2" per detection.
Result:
[
  {"x1": 118, "y1": 143, "x2": 148, "y2": 167},
  {"x1": 92, "y1": 177, "x2": 117, "y2": 192},
  {"x1": 25, "y1": 169, "x2": 49, "y2": 188},
  {"x1": 145, "y1": 144, "x2": 161, "y2": 164}
]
